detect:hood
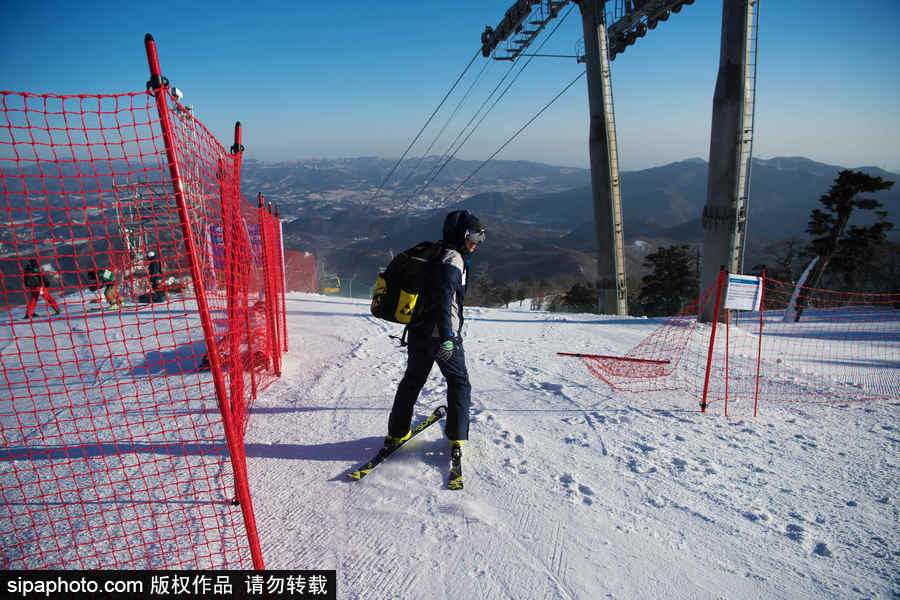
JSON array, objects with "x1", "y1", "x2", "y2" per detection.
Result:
[{"x1": 442, "y1": 210, "x2": 483, "y2": 252}]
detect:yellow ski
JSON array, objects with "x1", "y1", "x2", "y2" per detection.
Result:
[{"x1": 347, "y1": 406, "x2": 446, "y2": 481}]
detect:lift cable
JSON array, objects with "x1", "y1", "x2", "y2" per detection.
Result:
[
  {"x1": 423, "y1": 3, "x2": 576, "y2": 199},
  {"x1": 395, "y1": 56, "x2": 495, "y2": 207},
  {"x1": 400, "y1": 53, "x2": 524, "y2": 208},
  {"x1": 406, "y1": 56, "x2": 521, "y2": 203},
  {"x1": 441, "y1": 69, "x2": 586, "y2": 204},
  {"x1": 366, "y1": 48, "x2": 482, "y2": 205}
]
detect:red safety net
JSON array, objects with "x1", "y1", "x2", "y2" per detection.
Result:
[
  {"x1": 0, "y1": 41, "x2": 283, "y2": 568},
  {"x1": 569, "y1": 274, "x2": 899, "y2": 416}
]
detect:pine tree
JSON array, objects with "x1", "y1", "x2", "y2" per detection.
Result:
[
  {"x1": 794, "y1": 170, "x2": 894, "y2": 320},
  {"x1": 803, "y1": 170, "x2": 894, "y2": 290},
  {"x1": 638, "y1": 245, "x2": 699, "y2": 317},
  {"x1": 829, "y1": 218, "x2": 894, "y2": 290},
  {"x1": 562, "y1": 282, "x2": 597, "y2": 313}
]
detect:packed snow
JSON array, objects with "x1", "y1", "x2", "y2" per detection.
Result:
[
  {"x1": 1, "y1": 290, "x2": 897, "y2": 597},
  {"x1": 248, "y1": 293, "x2": 898, "y2": 599}
]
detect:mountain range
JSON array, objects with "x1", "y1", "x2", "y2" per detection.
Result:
[
  {"x1": 273, "y1": 156, "x2": 898, "y2": 290},
  {"x1": 1, "y1": 155, "x2": 895, "y2": 296}
]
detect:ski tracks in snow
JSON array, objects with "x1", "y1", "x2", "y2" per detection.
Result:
[
  {"x1": 462, "y1": 304, "x2": 897, "y2": 598},
  {"x1": 247, "y1": 295, "x2": 899, "y2": 599}
]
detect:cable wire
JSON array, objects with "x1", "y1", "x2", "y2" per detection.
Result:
[
  {"x1": 395, "y1": 57, "x2": 495, "y2": 206},
  {"x1": 406, "y1": 57, "x2": 521, "y2": 203},
  {"x1": 366, "y1": 48, "x2": 482, "y2": 205},
  {"x1": 423, "y1": 3, "x2": 577, "y2": 197},
  {"x1": 441, "y1": 69, "x2": 586, "y2": 203}
]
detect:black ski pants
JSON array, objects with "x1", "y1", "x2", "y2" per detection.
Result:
[{"x1": 388, "y1": 334, "x2": 471, "y2": 442}]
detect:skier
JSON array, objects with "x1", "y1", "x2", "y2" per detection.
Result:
[
  {"x1": 147, "y1": 250, "x2": 166, "y2": 302},
  {"x1": 86, "y1": 267, "x2": 123, "y2": 308},
  {"x1": 384, "y1": 210, "x2": 485, "y2": 488},
  {"x1": 23, "y1": 259, "x2": 61, "y2": 319}
]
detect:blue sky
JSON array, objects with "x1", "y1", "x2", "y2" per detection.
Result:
[{"x1": 3, "y1": 0, "x2": 899, "y2": 172}]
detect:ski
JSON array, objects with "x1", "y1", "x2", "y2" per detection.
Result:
[
  {"x1": 20, "y1": 312, "x2": 63, "y2": 322},
  {"x1": 347, "y1": 405, "x2": 446, "y2": 481},
  {"x1": 448, "y1": 444, "x2": 463, "y2": 490},
  {"x1": 87, "y1": 302, "x2": 151, "y2": 313}
]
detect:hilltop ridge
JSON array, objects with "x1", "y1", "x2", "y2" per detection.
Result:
[{"x1": 269, "y1": 156, "x2": 897, "y2": 288}]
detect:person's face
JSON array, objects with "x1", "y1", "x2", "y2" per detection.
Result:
[{"x1": 465, "y1": 238, "x2": 478, "y2": 253}]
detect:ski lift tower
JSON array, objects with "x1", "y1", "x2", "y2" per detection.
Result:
[
  {"x1": 578, "y1": 0, "x2": 627, "y2": 315},
  {"x1": 700, "y1": 0, "x2": 759, "y2": 321},
  {"x1": 481, "y1": 1, "x2": 699, "y2": 315},
  {"x1": 481, "y1": 0, "x2": 628, "y2": 315},
  {"x1": 577, "y1": 0, "x2": 708, "y2": 315}
]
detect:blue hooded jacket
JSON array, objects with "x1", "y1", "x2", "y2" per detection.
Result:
[{"x1": 416, "y1": 210, "x2": 482, "y2": 340}]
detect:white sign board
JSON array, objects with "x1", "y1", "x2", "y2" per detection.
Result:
[{"x1": 724, "y1": 274, "x2": 762, "y2": 311}]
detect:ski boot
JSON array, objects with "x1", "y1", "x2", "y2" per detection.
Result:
[{"x1": 448, "y1": 440, "x2": 463, "y2": 490}]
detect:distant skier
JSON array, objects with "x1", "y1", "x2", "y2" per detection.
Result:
[
  {"x1": 23, "y1": 258, "x2": 61, "y2": 319},
  {"x1": 147, "y1": 250, "x2": 166, "y2": 302},
  {"x1": 86, "y1": 267, "x2": 123, "y2": 308},
  {"x1": 384, "y1": 210, "x2": 485, "y2": 489}
]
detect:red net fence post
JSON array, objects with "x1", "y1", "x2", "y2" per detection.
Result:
[
  {"x1": 268, "y1": 205, "x2": 285, "y2": 370},
  {"x1": 257, "y1": 195, "x2": 277, "y2": 377},
  {"x1": 144, "y1": 34, "x2": 263, "y2": 569},
  {"x1": 0, "y1": 34, "x2": 281, "y2": 569},
  {"x1": 700, "y1": 268, "x2": 726, "y2": 413},
  {"x1": 275, "y1": 207, "x2": 288, "y2": 353},
  {"x1": 266, "y1": 203, "x2": 283, "y2": 375},
  {"x1": 724, "y1": 310, "x2": 730, "y2": 418},
  {"x1": 753, "y1": 271, "x2": 767, "y2": 417},
  {"x1": 221, "y1": 135, "x2": 244, "y2": 435}
]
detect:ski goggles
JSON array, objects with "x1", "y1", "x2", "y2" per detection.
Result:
[{"x1": 466, "y1": 228, "x2": 486, "y2": 244}]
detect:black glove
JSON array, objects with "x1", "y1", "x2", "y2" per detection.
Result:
[{"x1": 436, "y1": 338, "x2": 454, "y2": 362}]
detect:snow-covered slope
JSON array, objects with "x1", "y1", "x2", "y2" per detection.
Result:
[{"x1": 249, "y1": 293, "x2": 898, "y2": 599}]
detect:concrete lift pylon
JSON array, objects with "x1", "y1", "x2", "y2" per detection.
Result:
[
  {"x1": 481, "y1": 0, "x2": 628, "y2": 315},
  {"x1": 700, "y1": 0, "x2": 759, "y2": 322},
  {"x1": 578, "y1": 0, "x2": 628, "y2": 315}
]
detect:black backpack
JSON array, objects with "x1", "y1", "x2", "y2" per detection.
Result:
[
  {"x1": 371, "y1": 241, "x2": 443, "y2": 339},
  {"x1": 23, "y1": 264, "x2": 43, "y2": 289}
]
